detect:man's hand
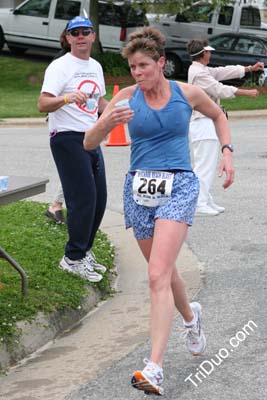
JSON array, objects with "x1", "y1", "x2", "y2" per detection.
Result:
[{"x1": 65, "y1": 90, "x2": 88, "y2": 106}]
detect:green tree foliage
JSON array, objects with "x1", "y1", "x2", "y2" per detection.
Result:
[{"x1": 142, "y1": 0, "x2": 233, "y2": 15}]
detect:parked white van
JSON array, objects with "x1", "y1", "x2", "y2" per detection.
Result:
[
  {"x1": 152, "y1": 0, "x2": 267, "y2": 41},
  {"x1": 0, "y1": 0, "x2": 148, "y2": 54}
]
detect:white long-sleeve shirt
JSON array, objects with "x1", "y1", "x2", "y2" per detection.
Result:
[{"x1": 188, "y1": 61, "x2": 245, "y2": 121}]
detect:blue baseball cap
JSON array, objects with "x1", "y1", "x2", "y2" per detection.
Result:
[{"x1": 67, "y1": 16, "x2": 94, "y2": 31}]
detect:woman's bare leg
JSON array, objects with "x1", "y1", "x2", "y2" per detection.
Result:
[{"x1": 137, "y1": 219, "x2": 193, "y2": 367}]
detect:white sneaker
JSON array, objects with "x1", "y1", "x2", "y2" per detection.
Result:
[
  {"x1": 209, "y1": 201, "x2": 225, "y2": 213},
  {"x1": 182, "y1": 302, "x2": 206, "y2": 356},
  {"x1": 131, "y1": 358, "x2": 164, "y2": 395},
  {"x1": 86, "y1": 251, "x2": 107, "y2": 273},
  {"x1": 195, "y1": 205, "x2": 219, "y2": 216},
  {"x1": 59, "y1": 256, "x2": 103, "y2": 283}
]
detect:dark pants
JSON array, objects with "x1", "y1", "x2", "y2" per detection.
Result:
[{"x1": 50, "y1": 131, "x2": 107, "y2": 260}]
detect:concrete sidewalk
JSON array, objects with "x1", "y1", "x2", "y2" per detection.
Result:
[{"x1": 0, "y1": 209, "x2": 202, "y2": 400}]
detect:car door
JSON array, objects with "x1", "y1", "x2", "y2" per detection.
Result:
[
  {"x1": 246, "y1": 38, "x2": 267, "y2": 63},
  {"x1": 98, "y1": 1, "x2": 123, "y2": 51},
  {"x1": 209, "y1": 34, "x2": 238, "y2": 67},
  {"x1": 6, "y1": 0, "x2": 51, "y2": 48},
  {"x1": 47, "y1": 0, "x2": 82, "y2": 50},
  {"x1": 230, "y1": 36, "x2": 258, "y2": 66},
  {"x1": 98, "y1": 1, "x2": 147, "y2": 52}
]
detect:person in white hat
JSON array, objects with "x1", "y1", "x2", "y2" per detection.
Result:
[{"x1": 187, "y1": 39, "x2": 264, "y2": 216}]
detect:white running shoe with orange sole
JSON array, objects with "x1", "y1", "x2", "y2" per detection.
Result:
[{"x1": 131, "y1": 359, "x2": 164, "y2": 395}]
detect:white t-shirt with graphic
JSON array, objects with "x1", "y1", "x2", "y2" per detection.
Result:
[{"x1": 41, "y1": 52, "x2": 106, "y2": 133}]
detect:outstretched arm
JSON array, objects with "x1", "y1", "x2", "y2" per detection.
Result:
[{"x1": 182, "y1": 83, "x2": 235, "y2": 189}]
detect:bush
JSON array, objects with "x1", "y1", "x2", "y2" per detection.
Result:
[{"x1": 93, "y1": 51, "x2": 130, "y2": 76}]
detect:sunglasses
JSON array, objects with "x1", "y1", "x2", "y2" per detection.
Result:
[{"x1": 69, "y1": 29, "x2": 93, "y2": 37}]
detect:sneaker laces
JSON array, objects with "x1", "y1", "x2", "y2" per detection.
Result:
[
  {"x1": 86, "y1": 251, "x2": 99, "y2": 266},
  {"x1": 180, "y1": 325, "x2": 200, "y2": 344},
  {"x1": 78, "y1": 257, "x2": 95, "y2": 273},
  {"x1": 143, "y1": 359, "x2": 163, "y2": 383}
]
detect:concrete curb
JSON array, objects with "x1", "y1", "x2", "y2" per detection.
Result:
[
  {"x1": 228, "y1": 109, "x2": 267, "y2": 119},
  {"x1": 0, "y1": 289, "x2": 103, "y2": 371},
  {"x1": 0, "y1": 110, "x2": 266, "y2": 128},
  {"x1": 0, "y1": 118, "x2": 47, "y2": 127},
  {"x1": 0, "y1": 275, "x2": 116, "y2": 372}
]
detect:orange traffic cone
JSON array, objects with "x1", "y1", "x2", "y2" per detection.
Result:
[{"x1": 105, "y1": 84, "x2": 131, "y2": 146}]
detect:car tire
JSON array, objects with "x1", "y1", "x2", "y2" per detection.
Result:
[
  {"x1": 0, "y1": 28, "x2": 5, "y2": 51},
  {"x1": 164, "y1": 53, "x2": 182, "y2": 79},
  {"x1": 8, "y1": 45, "x2": 27, "y2": 55},
  {"x1": 258, "y1": 72, "x2": 267, "y2": 87}
]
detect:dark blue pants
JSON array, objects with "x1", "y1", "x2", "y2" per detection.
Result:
[{"x1": 50, "y1": 131, "x2": 107, "y2": 260}]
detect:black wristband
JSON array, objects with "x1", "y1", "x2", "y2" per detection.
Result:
[{"x1": 221, "y1": 144, "x2": 234, "y2": 153}]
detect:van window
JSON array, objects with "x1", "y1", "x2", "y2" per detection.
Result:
[
  {"x1": 218, "y1": 6, "x2": 234, "y2": 26},
  {"x1": 54, "y1": 0, "x2": 81, "y2": 20},
  {"x1": 98, "y1": 2, "x2": 147, "y2": 28},
  {"x1": 99, "y1": 2, "x2": 122, "y2": 27},
  {"x1": 240, "y1": 7, "x2": 261, "y2": 27},
  {"x1": 16, "y1": 0, "x2": 51, "y2": 18}
]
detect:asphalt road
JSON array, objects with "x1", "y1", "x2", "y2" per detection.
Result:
[
  {"x1": 69, "y1": 117, "x2": 267, "y2": 400},
  {"x1": 0, "y1": 116, "x2": 266, "y2": 399}
]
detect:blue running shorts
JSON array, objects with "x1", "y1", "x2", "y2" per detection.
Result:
[{"x1": 123, "y1": 171, "x2": 199, "y2": 240}]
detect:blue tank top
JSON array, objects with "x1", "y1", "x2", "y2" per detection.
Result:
[{"x1": 128, "y1": 80, "x2": 192, "y2": 172}]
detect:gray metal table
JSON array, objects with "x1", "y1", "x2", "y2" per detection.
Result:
[{"x1": 0, "y1": 176, "x2": 49, "y2": 296}]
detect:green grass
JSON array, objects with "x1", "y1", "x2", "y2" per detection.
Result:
[
  {"x1": 0, "y1": 57, "x2": 266, "y2": 118},
  {"x1": 0, "y1": 58, "x2": 49, "y2": 118},
  {"x1": 0, "y1": 201, "x2": 115, "y2": 345},
  {"x1": 221, "y1": 94, "x2": 267, "y2": 111},
  {"x1": 0, "y1": 58, "x2": 114, "y2": 118}
]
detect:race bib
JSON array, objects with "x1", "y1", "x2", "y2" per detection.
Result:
[{"x1": 132, "y1": 170, "x2": 174, "y2": 207}]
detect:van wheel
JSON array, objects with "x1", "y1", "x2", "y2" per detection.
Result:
[
  {"x1": 164, "y1": 54, "x2": 182, "y2": 79},
  {"x1": 0, "y1": 29, "x2": 5, "y2": 51},
  {"x1": 8, "y1": 45, "x2": 27, "y2": 55}
]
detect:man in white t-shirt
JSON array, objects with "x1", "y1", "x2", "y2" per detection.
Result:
[
  {"x1": 38, "y1": 16, "x2": 109, "y2": 282},
  {"x1": 187, "y1": 39, "x2": 264, "y2": 216}
]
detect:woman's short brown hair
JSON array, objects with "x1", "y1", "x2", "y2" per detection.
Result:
[
  {"x1": 187, "y1": 39, "x2": 209, "y2": 60},
  {"x1": 121, "y1": 26, "x2": 166, "y2": 61}
]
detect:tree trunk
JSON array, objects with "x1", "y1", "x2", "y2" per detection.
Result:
[{"x1": 90, "y1": 0, "x2": 103, "y2": 53}]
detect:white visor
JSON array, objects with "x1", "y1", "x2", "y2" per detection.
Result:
[{"x1": 190, "y1": 45, "x2": 215, "y2": 57}]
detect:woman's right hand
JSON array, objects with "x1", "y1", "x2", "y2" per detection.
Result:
[{"x1": 108, "y1": 105, "x2": 134, "y2": 127}]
